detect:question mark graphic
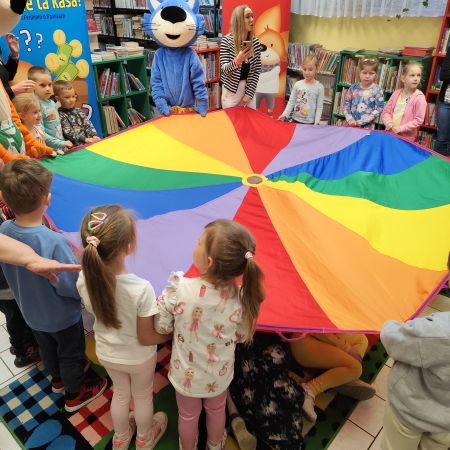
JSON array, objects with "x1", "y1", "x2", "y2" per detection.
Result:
[
  {"x1": 36, "y1": 33, "x2": 43, "y2": 49},
  {"x1": 19, "y1": 30, "x2": 32, "y2": 52},
  {"x1": 82, "y1": 103, "x2": 93, "y2": 120}
]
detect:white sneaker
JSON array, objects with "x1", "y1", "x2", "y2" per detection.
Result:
[
  {"x1": 207, "y1": 429, "x2": 227, "y2": 450},
  {"x1": 301, "y1": 383, "x2": 317, "y2": 422}
]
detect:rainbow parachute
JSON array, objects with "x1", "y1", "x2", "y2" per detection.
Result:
[{"x1": 41, "y1": 108, "x2": 450, "y2": 334}]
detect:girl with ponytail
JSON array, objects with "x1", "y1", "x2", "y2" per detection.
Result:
[
  {"x1": 155, "y1": 218, "x2": 265, "y2": 450},
  {"x1": 78, "y1": 205, "x2": 170, "y2": 450}
]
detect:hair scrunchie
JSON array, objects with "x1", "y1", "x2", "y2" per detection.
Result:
[{"x1": 86, "y1": 236, "x2": 100, "y2": 248}]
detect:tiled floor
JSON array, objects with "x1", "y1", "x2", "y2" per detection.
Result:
[{"x1": 0, "y1": 294, "x2": 449, "y2": 449}]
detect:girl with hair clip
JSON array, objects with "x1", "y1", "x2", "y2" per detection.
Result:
[
  {"x1": 382, "y1": 61, "x2": 427, "y2": 142},
  {"x1": 154, "y1": 219, "x2": 265, "y2": 450},
  {"x1": 220, "y1": 5, "x2": 262, "y2": 109},
  {"x1": 77, "y1": 205, "x2": 170, "y2": 450},
  {"x1": 343, "y1": 56, "x2": 384, "y2": 129}
]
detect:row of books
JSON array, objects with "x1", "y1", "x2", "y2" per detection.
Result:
[
  {"x1": 439, "y1": 29, "x2": 450, "y2": 54},
  {"x1": 86, "y1": 10, "x2": 98, "y2": 33},
  {"x1": 92, "y1": 50, "x2": 115, "y2": 61},
  {"x1": 202, "y1": 11, "x2": 215, "y2": 32},
  {"x1": 95, "y1": 14, "x2": 114, "y2": 35},
  {"x1": 418, "y1": 131, "x2": 436, "y2": 149},
  {"x1": 332, "y1": 87, "x2": 348, "y2": 115},
  {"x1": 402, "y1": 46, "x2": 434, "y2": 57},
  {"x1": 146, "y1": 50, "x2": 156, "y2": 70},
  {"x1": 128, "y1": 107, "x2": 146, "y2": 125},
  {"x1": 114, "y1": 15, "x2": 139, "y2": 38},
  {"x1": 123, "y1": 66, "x2": 146, "y2": 92},
  {"x1": 98, "y1": 68, "x2": 121, "y2": 98},
  {"x1": 115, "y1": 0, "x2": 146, "y2": 9},
  {"x1": 201, "y1": 83, "x2": 220, "y2": 111},
  {"x1": 315, "y1": 48, "x2": 340, "y2": 74},
  {"x1": 286, "y1": 75, "x2": 301, "y2": 97},
  {"x1": 430, "y1": 65, "x2": 443, "y2": 91},
  {"x1": 198, "y1": 52, "x2": 217, "y2": 81},
  {"x1": 104, "y1": 42, "x2": 145, "y2": 57},
  {"x1": 93, "y1": 0, "x2": 111, "y2": 7},
  {"x1": 287, "y1": 43, "x2": 323, "y2": 69},
  {"x1": 424, "y1": 102, "x2": 437, "y2": 126},
  {"x1": 103, "y1": 105, "x2": 122, "y2": 135}
]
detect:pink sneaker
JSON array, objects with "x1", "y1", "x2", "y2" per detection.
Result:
[
  {"x1": 112, "y1": 414, "x2": 137, "y2": 450},
  {"x1": 136, "y1": 412, "x2": 168, "y2": 449}
]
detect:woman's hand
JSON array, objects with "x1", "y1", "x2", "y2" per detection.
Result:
[
  {"x1": 277, "y1": 115, "x2": 286, "y2": 121},
  {"x1": 392, "y1": 126, "x2": 400, "y2": 134},
  {"x1": 240, "y1": 95, "x2": 252, "y2": 107},
  {"x1": 6, "y1": 33, "x2": 19, "y2": 57},
  {"x1": 11, "y1": 80, "x2": 35, "y2": 95},
  {"x1": 236, "y1": 47, "x2": 251, "y2": 64},
  {"x1": 385, "y1": 122, "x2": 393, "y2": 131}
]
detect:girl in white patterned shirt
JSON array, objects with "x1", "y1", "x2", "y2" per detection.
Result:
[{"x1": 155, "y1": 219, "x2": 265, "y2": 450}]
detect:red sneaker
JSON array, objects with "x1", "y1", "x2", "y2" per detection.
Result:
[
  {"x1": 51, "y1": 359, "x2": 91, "y2": 394},
  {"x1": 52, "y1": 379, "x2": 65, "y2": 394},
  {"x1": 65, "y1": 377, "x2": 107, "y2": 412}
]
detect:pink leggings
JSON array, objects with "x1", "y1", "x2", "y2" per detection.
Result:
[
  {"x1": 99, "y1": 355, "x2": 157, "y2": 438},
  {"x1": 176, "y1": 390, "x2": 227, "y2": 450}
]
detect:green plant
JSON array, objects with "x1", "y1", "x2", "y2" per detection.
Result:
[{"x1": 387, "y1": 1, "x2": 428, "y2": 20}]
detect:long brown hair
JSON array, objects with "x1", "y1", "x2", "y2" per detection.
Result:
[
  {"x1": 80, "y1": 205, "x2": 136, "y2": 329},
  {"x1": 231, "y1": 4, "x2": 254, "y2": 58},
  {"x1": 203, "y1": 219, "x2": 265, "y2": 341}
]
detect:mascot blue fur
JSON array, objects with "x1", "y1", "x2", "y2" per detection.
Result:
[{"x1": 142, "y1": 0, "x2": 208, "y2": 117}]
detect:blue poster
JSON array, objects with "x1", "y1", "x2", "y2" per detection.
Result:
[{"x1": 0, "y1": 0, "x2": 101, "y2": 136}]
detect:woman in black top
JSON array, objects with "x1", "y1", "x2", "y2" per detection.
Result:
[
  {"x1": 220, "y1": 5, "x2": 261, "y2": 109},
  {"x1": 435, "y1": 49, "x2": 450, "y2": 157},
  {"x1": 0, "y1": 33, "x2": 35, "y2": 100}
]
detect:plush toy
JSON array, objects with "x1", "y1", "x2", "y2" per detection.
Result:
[
  {"x1": 0, "y1": 0, "x2": 54, "y2": 163},
  {"x1": 142, "y1": 0, "x2": 208, "y2": 117}
]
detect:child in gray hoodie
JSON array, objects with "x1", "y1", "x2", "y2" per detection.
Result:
[{"x1": 380, "y1": 261, "x2": 450, "y2": 450}]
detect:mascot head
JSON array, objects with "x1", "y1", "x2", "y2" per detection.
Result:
[
  {"x1": 0, "y1": 0, "x2": 26, "y2": 36},
  {"x1": 142, "y1": 0, "x2": 204, "y2": 48}
]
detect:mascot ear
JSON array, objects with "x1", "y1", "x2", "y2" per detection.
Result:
[
  {"x1": 0, "y1": 0, "x2": 27, "y2": 37},
  {"x1": 185, "y1": 0, "x2": 199, "y2": 14},
  {"x1": 147, "y1": 0, "x2": 161, "y2": 14}
]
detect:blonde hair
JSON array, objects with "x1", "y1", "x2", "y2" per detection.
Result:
[
  {"x1": 202, "y1": 219, "x2": 265, "y2": 342},
  {"x1": 230, "y1": 5, "x2": 254, "y2": 58},
  {"x1": 302, "y1": 54, "x2": 319, "y2": 69},
  {"x1": 359, "y1": 56, "x2": 379, "y2": 72},
  {"x1": 53, "y1": 80, "x2": 73, "y2": 97},
  {"x1": 12, "y1": 93, "x2": 40, "y2": 117},
  {"x1": 80, "y1": 205, "x2": 137, "y2": 329},
  {"x1": 28, "y1": 66, "x2": 50, "y2": 82},
  {"x1": 402, "y1": 61, "x2": 423, "y2": 76}
]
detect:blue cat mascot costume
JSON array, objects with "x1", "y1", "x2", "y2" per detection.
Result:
[{"x1": 142, "y1": 0, "x2": 208, "y2": 117}]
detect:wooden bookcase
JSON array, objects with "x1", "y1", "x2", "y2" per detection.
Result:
[
  {"x1": 418, "y1": 0, "x2": 450, "y2": 148},
  {"x1": 331, "y1": 50, "x2": 432, "y2": 129},
  {"x1": 92, "y1": 55, "x2": 150, "y2": 136}
]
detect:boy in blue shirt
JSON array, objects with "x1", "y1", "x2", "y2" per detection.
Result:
[
  {"x1": 28, "y1": 66, "x2": 71, "y2": 153},
  {"x1": 0, "y1": 160, "x2": 106, "y2": 412}
]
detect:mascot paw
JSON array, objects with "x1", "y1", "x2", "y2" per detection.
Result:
[{"x1": 195, "y1": 106, "x2": 207, "y2": 117}]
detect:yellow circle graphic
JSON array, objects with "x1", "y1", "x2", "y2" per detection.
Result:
[
  {"x1": 69, "y1": 40, "x2": 83, "y2": 58},
  {"x1": 53, "y1": 30, "x2": 66, "y2": 46},
  {"x1": 45, "y1": 53, "x2": 60, "y2": 72},
  {"x1": 242, "y1": 174, "x2": 268, "y2": 187},
  {"x1": 76, "y1": 60, "x2": 89, "y2": 78}
]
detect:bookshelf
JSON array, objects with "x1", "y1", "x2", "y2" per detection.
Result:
[
  {"x1": 331, "y1": 50, "x2": 432, "y2": 129},
  {"x1": 418, "y1": 0, "x2": 450, "y2": 149},
  {"x1": 194, "y1": 46, "x2": 221, "y2": 111},
  {"x1": 286, "y1": 43, "x2": 340, "y2": 123},
  {"x1": 92, "y1": 55, "x2": 150, "y2": 136}
]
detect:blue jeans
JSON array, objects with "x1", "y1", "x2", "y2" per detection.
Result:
[
  {"x1": 32, "y1": 316, "x2": 85, "y2": 393},
  {"x1": 435, "y1": 102, "x2": 450, "y2": 157}
]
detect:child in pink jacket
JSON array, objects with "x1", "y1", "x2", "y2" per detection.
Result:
[{"x1": 382, "y1": 61, "x2": 427, "y2": 142}]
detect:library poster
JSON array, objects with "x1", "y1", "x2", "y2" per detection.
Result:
[
  {"x1": 0, "y1": 1, "x2": 102, "y2": 135},
  {"x1": 222, "y1": 0, "x2": 291, "y2": 117}
]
